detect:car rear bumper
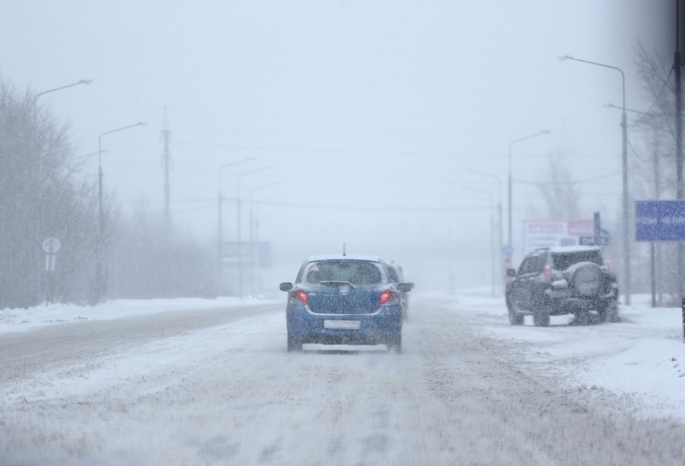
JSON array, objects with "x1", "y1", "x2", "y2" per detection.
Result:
[
  {"x1": 548, "y1": 294, "x2": 616, "y2": 315},
  {"x1": 286, "y1": 304, "x2": 402, "y2": 343}
]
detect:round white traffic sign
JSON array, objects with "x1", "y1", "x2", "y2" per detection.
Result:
[{"x1": 42, "y1": 237, "x2": 61, "y2": 254}]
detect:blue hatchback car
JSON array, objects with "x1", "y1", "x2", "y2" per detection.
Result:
[{"x1": 279, "y1": 254, "x2": 413, "y2": 353}]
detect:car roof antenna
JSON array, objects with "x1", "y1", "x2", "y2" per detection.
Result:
[{"x1": 342, "y1": 243, "x2": 346, "y2": 256}]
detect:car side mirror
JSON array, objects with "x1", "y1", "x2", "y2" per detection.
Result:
[
  {"x1": 398, "y1": 283, "x2": 413, "y2": 293},
  {"x1": 506, "y1": 269, "x2": 517, "y2": 278},
  {"x1": 279, "y1": 282, "x2": 293, "y2": 292}
]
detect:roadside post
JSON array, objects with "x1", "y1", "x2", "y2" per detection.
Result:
[
  {"x1": 594, "y1": 212, "x2": 601, "y2": 246},
  {"x1": 502, "y1": 245, "x2": 513, "y2": 282},
  {"x1": 42, "y1": 237, "x2": 60, "y2": 304}
]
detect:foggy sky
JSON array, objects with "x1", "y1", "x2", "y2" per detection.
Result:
[{"x1": 0, "y1": 0, "x2": 674, "y2": 288}]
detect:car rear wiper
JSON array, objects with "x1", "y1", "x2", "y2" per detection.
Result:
[{"x1": 319, "y1": 280, "x2": 356, "y2": 288}]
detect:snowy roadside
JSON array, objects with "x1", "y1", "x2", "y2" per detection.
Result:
[
  {"x1": 0, "y1": 296, "x2": 283, "y2": 335},
  {"x1": 443, "y1": 289, "x2": 685, "y2": 422}
]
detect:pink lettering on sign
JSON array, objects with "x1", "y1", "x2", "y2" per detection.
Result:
[
  {"x1": 524, "y1": 220, "x2": 565, "y2": 232},
  {"x1": 567, "y1": 220, "x2": 594, "y2": 236}
]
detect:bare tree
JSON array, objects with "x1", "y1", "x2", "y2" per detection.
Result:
[{"x1": 528, "y1": 153, "x2": 581, "y2": 220}]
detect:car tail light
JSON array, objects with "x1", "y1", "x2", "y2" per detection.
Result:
[
  {"x1": 379, "y1": 289, "x2": 399, "y2": 306},
  {"x1": 290, "y1": 289, "x2": 308, "y2": 305},
  {"x1": 543, "y1": 265, "x2": 551, "y2": 277}
]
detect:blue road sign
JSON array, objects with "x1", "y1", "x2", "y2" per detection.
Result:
[
  {"x1": 578, "y1": 236, "x2": 609, "y2": 246},
  {"x1": 579, "y1": 228, "x2": 611, "y2": 246},
  {"x1": 502, "y1": 245, "x2": 513, "y2": 258},
  {"x1": 636, "y1": 200, "x2": 685, "y2": 241}
]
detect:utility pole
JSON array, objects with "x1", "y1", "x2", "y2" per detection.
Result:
[
  {"x1": 162, "y1": 106, "x2": 171, "y2": 233},
  {"x1": 676, "y1": 0, "x2": 684, "y2": 296}
]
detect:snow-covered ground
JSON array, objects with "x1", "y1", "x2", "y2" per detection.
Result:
[
  {"x1": 0, "y1": 296, "x2": 282, "y2": 335},
  {"x1": 2, "y1": 291, "x2": 685, "y2": 464},
  {"x1": 3, "y1": 291, "x2": 683, "y2": 426},
  {"x1": 448, "y1": 290, "x2": 685, "y2": 422}
]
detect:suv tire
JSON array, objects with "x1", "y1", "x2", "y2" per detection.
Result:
[
  {"x1": 506, "y1": 297, "x2": 525, "y2": 325},
  {"x1": 533, "y1": 306, "x2": 550, "y2": 327},
  {"x1": 598, "y1": 298, "x2": 620, "y2": 323}
]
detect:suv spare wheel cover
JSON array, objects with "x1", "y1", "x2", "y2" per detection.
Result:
[{"x1": 570, "y1": 263, "x2": 602, "y2": 297}]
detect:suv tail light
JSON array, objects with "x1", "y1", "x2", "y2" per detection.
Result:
[
  {"x1": 543, "y1": 265, "x2": 551, "y2": 277},
  {"x1": 290, "y1": 289, "x2": 308, "y2": 305},
  {"x1": 379, "y1": 289, "x2": 399, "y2": 306}
]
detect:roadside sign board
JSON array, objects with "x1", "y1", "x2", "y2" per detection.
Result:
[
  {"x1": 221, "y1": 241, "x2": 272, "y2": 268},
  {"x1": 635, "y1": 200, "x2": 685, "y2": 241},
  {"x1": 578, "y1": 236, "x2": 609, "y2": 246},
  {"x1": 523, "y1": 220, "x2": 595, "y2": 254}
]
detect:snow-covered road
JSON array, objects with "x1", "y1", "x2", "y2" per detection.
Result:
[{"x1": 2, "y1": 294, "x2": 685, "y2": 465}]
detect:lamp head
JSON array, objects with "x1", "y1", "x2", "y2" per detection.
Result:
[
  {"x1": 558, "y1": 55, "x2": 572, "y2": 61},
  {"x1": 79, "y1": 79, "x2": 93, "y2": 85}
]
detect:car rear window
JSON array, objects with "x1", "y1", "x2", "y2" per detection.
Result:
[
  {"x1": 303, "y1": 260, "x2": 383, "y2": 285},
  {"x1": 552, "y1": 250, "x2": 603, "y2": 270}
]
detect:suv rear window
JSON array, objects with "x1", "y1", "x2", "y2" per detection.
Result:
[
  {"x1": 303, "y1": 260, "x2": 383, "y2": 285},
  {"x1": 552, "y1": 250, "x2": 603, "y2": 271}
]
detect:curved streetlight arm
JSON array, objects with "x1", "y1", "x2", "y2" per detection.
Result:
[
  {"x1": 250, "y1": 181, "x2": 280, "y2": 204},
  {"x1": 460, "y1": 185, "x2": 494, "y2": 205},
  {"x1": 218, "y1": 158, "x2": 254, "y2": 195},
  {"x1": 469, "y1": 170, "x2": 502, "y2": 205},
  {"x1": 237, "y1": 166, "x2": 268, "y2": 197},
  {"x1": 605, "y1": 103, "x2": 663, "y2": 127},
  {"x1": 35, "y1": 79, "x2": 92, "y2": 102},
  {"x1": 560, "y1": 55, "x2": 625, "y2": 108},
  {"x1": 508, "y1": 130, "x2": 551, "y2": 167},
  {"x1": 98, "y1": 122, "x2": 147, "y2": 168}
]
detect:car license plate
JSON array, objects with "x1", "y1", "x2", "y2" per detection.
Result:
[{"x1": 324, "y1": 320, "x2": 360, "y2": 330}]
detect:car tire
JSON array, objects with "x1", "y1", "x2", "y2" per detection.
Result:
[
  {"x1": 598, "y1": 298, "x2": 620, "y2": 323},
  {"x1": 387, "y1": 334, "x2": 402, "y2": 354},
  {"x1": 287, "y1": 334, "x2": 303, "y2": 352},
  {"x1": 532, "y1": 307, "x2": 550, "y2": 327},
  {"x1": 506, "y1": 296, "x2": 525, "y2": 325}
]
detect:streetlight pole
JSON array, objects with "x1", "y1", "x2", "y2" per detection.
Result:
[
  {"x1": 248, "y1": 182, "x2": 279, "y2": 296},
  {"x1": 461, "y1": 185, "x2": 496, "y2": 296},
  {"x1": 606, "y1": 103, "x2": 663, "y2": 306},
  {"x1": 236, "y1": 167, "x2": 267, "y2": 297},
  {"x1": 507, "y1": 130, "x2": 550, "y2": 253},
  {"x1": 560, "y1": 54, "x2": 631, "y2": 305},
  {"x1": 32, "y1": 79, "x2": 92, "y2": 304},
  {"x1": 674, "y1": 1, "x2": 684, "y2": 297},
  {"x1": 217, "y1": 158, "x2": 253, "y2": 296},
  {"x1": 470, "y1": 170, "x2": 504, "y2": 293},
  {"x1": 96, "y1": 122, "x2": 146, "y2": 301}
]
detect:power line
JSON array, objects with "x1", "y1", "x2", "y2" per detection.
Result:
[{"x1": 513, "y1": 170, "x2": 621, "y2": 186}]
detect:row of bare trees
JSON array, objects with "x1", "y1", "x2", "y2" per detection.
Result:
[{"x1": 0, "y1": 79, "x2": 217, "y2": 309}]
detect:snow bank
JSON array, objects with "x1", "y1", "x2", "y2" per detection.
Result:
[
  {"x1": 445, "y1": 290, "x2": 685, "y2": 422},
  {"x1": 0, "y1": 296, "x2": 282, "y2": 335}
]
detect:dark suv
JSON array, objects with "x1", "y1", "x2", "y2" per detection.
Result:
[{"x1": 505, "y1": 246, "x2": 619, "y2": 326}]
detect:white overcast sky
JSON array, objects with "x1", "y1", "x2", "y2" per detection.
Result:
[{"x1": 0, "y1": 0, "x2": 674, "y2": 284}]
